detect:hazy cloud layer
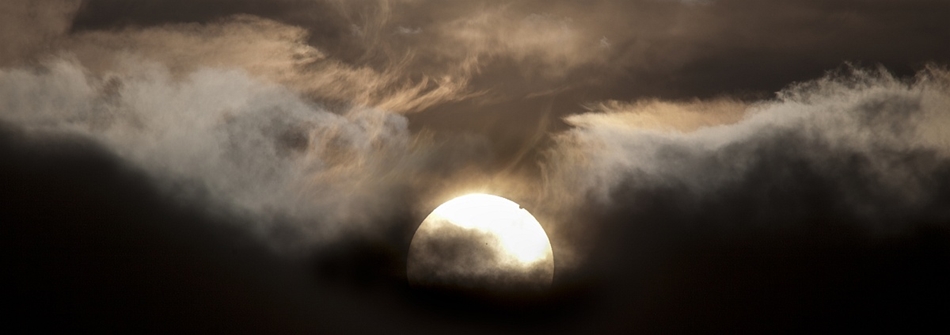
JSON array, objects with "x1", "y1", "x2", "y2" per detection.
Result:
[
  {"x1": 68, "y1": 0, "x2": 950, "y2": 100},
  {"x1": 3, "y1": 0, "x2": 950, "y2": 332},
  {"x1": 68, "y1": 16, "x2": 474, "y2": 113},
  {"x1": 541, "y1": 66, "x2": 950, "y2": 270},
  {"x1": 3, "y1": 0, "x2": 949, "y2": 280},
  {"x1": 0, "y1": 58, "x2": 480, "y2": 249},
  {"x1": 553, "y1": 66, "x2": 950, "y2": 207},
  {"x1": 8, "y1": 0, "x2": 949, "y2": 170},
  {"x1": 0, "y1": 0, "x2": 81, "y2": 66}
]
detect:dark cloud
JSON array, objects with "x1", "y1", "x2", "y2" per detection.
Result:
[
  {"x1": 5, "y1": 120, "x2": 948, "y2": 333},
  {"x1": 0, "y1": 125, "x2": 322, "y2": 333},
  {"x1": 407, "y1": 221, "x2": 551, "y2": 294},
  {"x1": 3, "y1": 0, "x2": 950, "y2": 333}
]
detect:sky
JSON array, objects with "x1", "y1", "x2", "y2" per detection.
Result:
[{"x1": 3, "y1": 0, "x2": 950, "y2": 333}]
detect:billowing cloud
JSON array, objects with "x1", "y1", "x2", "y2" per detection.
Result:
[
  {"x1": 540, "y1": 66, "x2": 950, "y2": 270},
  {"x1": 0, "y1": 57, "x2": 483, "y2": 250}
]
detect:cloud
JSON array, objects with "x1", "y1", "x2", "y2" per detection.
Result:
[
  {"x1": 0, "y1": 57, "x2": 482, "y2": 250},
  {"x1": 4, "y1": 0, "x2": 950, "y2": 332},
  {"x1": 55, "y1": 0, "x2": 950, "y2": 111},
  {"x1": 540, "y1": 66, "x2": 950, "y2": 267},
  {"x1": 0, "y1": 0, "x2": 473, "y2": 114},
  {"x1": 434, "y1": 10, "x2": 609, "y2": 78},
  {"x1": 0, "y1": 0, "x2": 80, "y2": 66},
  {"x1": 3, "y1": 0, "x2": 948, "y2": 283},
  {"x1": 581, "y1": 98, "x2": 750, "y2": 133},
  {"x1": 64, "y1": 15, "x2": 472, "y2": 113}
]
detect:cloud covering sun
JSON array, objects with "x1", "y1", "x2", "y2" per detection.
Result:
[{"x1": 3, "y1": 0, "x2": 950, "y2": 333}]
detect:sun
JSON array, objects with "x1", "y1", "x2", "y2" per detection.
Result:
[
  {"x1": 429, "y1": 194, "x2": 552, "y2": 264},
  {"x1": 407, "y1": 193, "x2": 554, "y2": 291}
]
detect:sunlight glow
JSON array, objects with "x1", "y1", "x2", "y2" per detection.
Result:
[{"x1": 430, "y1": 193, "x2": 552, "y2": 264}]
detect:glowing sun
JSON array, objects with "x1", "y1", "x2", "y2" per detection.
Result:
[{"x1": 407, "y1": 193, "x2": 554, "y2": 292}]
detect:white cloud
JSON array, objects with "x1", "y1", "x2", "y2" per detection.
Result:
[
  {"x1": 544, "y1": 66, "x2": 950, "y2": 232},
  {"x1": 0, "y1": 58, "x2": 440, "y2": 249}
]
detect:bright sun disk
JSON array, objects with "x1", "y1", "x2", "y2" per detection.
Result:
[{"x1": 429, "y1": 193, "x2": 551, "y2": 264}]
